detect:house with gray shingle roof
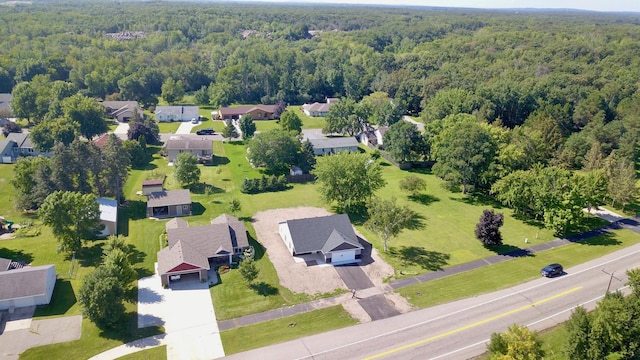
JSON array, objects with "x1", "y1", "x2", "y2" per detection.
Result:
[
  {"x1": 164, "y1": 136, "x2": 212, "y2": 162},
  {"x1": 146, "y1": 190, "x2": 192, "y2": 218},
  {"x1": 155, "y1": 106, "x2": 199, "y2": 122},
  {"x1": 0, "y1": 139, "x2": 17, "y2": 163},
  {"x1": 0, "y1": 260, "x2": 56, "y2": 311},
  {"x1": 309, "y1": 137, "x2": 359, "y2": 156},
  {"x1": 278, "y1": 214, "x2": 363, "y2": 265},
  {"x1": 0, "y1": 93, "x2": 12, "y2": 114},
  {"x1": 101, "y1": 101, "x2": 143, "y2": 122},
  {"x1": 157, "y1": 214, "x2": 250, "y2": 286},
  {"x1": 5, "y1": 132, "x2": 50, "y2": 158}
]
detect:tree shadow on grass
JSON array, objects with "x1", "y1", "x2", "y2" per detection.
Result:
[
  {"x1": 247, "y1": 232, "x2": 266, "y2": 261},
  {"x1": 124, "y1": 200, "x2": 148, "y2": 220},
  {"x1": 98, "y1": 311, "x2": 164, "y2": 342},
  {"x1": 408, "y1": 193, "x2": 439, "y2": 207},
  {"x1": 191, "y1": 202, "x2": 206, "y2": 216},
  {"x1": 485, "y1": 243, "x2": 533, "y2": 257},
  {"x1": 189, "y1": 183, "x2": 225, "y2": 195},
  {"x1": 512, "y1": 213, "x2": 546, "y2": 229},
  {"x1": 573, "y1": 231, "x2": 622, "y2": 246},
  {"x1": 250, "y1": 282, "x2": 279, "y2": 296},
  {"x1": 388, "y1": 246, "x2": 450, "y2": 271},
  {"x1": 454, "y1": 191, "x2": 504, "y2": 209},
  {"x1": 407, "y1": 167, "x2": 433, "y2": 175},
  {"x1": 34, "y1": 279, "x2": 76, "y2": 317},
  {"x1": 75, "y1": 242, "x2": 104, "y2": 268},
  {"x1": 211, "y1": 156, "x2": 230, "y2": 166},
  {"x1": 0, "y1": 248, "x2": 33, "y2": 264}
]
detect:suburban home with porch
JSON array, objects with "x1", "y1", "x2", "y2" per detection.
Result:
[
  {"x1": 157, "y1": 214, "x2": 250, "y2": 286},
  {"x1": 100, "y1": 101, "x2": 143, "y2": 122},
  {"x1": 164, "y1": 136, "x2": 213, "y2": 163},
  {"x1": 309, "y1": 137, "x2": 359, "y2": 156},
  {"x1": 279, "y1": 214, "x2": 364, "y2": 265},
  {"x1": 0, "y1": 259, "x2": 56, "y2": 311},
  {"x1": 155, "y1": 106, "x2": 199, "y2": 122},
  {"x1": 146, "y1": 189, "x2": 192, "y2": 218},
  {"x1": 215, "y1": 105, "x2": 278, "y2": 120}
]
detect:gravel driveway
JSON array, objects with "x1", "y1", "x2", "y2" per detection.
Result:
[{"x1": 252, "y1": 207, "x2": 394, "y2": 295}]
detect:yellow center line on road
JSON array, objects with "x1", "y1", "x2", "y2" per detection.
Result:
[{"x1": 364, "y1": 286, "x2": 583, "y2": 360}]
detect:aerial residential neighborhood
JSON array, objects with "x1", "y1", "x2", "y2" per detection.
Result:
[{"x1": 1, "y1": 1, "x2": 640, "y2": 360}]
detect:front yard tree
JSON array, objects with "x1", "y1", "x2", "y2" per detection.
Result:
[
  {"x1": 279, "y1": 110, "x2": 303, "y2": 134},
  {"x1": 314, "y1": 152, "x2": 386, "y2": 212},
  {"x1": 246, "y1": 129, "x2": 300, "y2": 174},
  {"x1": 365, "y1": 197, "x2": 414, "y2": 252},
  {"x1": 78, "y1": 266, "x2": 126, "y2": 328},
  {"x1": 174, "y1": 152, "x2": 201, "y2": 187},
  {"x1": 488, "y1": 324, "x2": 544, "y2": 360},
  {"x1": 239, "y1": 115, "x2": 256, "y2": 140},
  {"x1": 103, "y1": 248, "x2": 137, "y2": 289},
  {"x1": 239, "y1": 258, "x2": 259, "y2": 285},
  {"x1": 399, "y1": 175, "x2": 427, "y2": 197},
  {"x1": 101, "y1": 134, "x2": 130, "y2": 202},
  {"x1": 475, "y1": 209, "x2": 504, "y2": 246},
  {"x1": 39, "y1": 191, "x2": 102, "y2": 253},
  {"x1": 228, "y1": 199, "x2": 242, "y2": 215},
  {"x1": 10, "y1": 81, "x2": 38, "y2": 124},
  {"x1": 61, "y1": 94, "x2": 108, "y2": 140},
  {"x1": 222, "y1": 119, "x2": 239, "y2": 139},
  {"x1": 383, "y1": 120, "x2": 428, "y2": 163}
]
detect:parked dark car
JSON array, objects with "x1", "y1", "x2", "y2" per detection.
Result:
[
  {"x1": 196, "y1": 128, "x2": 215, "y2": 135},
  {"x1": 541, "y1": 263, "x2": 563, "y2": 277}
]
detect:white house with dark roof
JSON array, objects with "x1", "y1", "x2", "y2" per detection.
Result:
[
  {"x1": 146, "y1": 190, "x2": 192, "y2": 218},
  {"x1": 0, "y1": 259, "x2": 56, "y2": 311},
  {"x1": 301, "y1": 98, "x2": 339, "y2": 117},
  {"x1": 0, "y1": 139, "x2": 17, "y2": 163},
  {"x1": 278, "y1": 214, "x2": 363, "y2": 265},
  {"x1": 101, "y1": 101, "x2": 143, "y2": 122},
  {"x1": 157, "y1": 214, "x2": 250, "y2": 286},
  {"x1": 97, "y1": 197, "x2": 118, "y2": 237},
  {"x1": 5, "y1": 132, "x2": 50, "y2": 158},
  {"x1": 309, "y1": 137, "x2": 359, "y2": 156},
  {"x1": 155, "y1": 106, "x2": 199, "y2": 122}
]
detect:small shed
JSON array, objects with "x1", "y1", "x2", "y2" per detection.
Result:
[
  {"x1": 142, "y1": 179, "x2": 164, "y2": 195},
  {"x1": 97, "y1": 197, "x2": 118, "y2": 237},
  {"x1": 146, "y1": 190, "x2": 192, "y2": 218}
]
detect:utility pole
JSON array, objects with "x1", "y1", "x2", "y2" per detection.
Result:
[{"x1": 601, "y1": 268, "x2": 622, "y2": 295}]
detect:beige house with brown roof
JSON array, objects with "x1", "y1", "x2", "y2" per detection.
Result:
[
  {"x1": 158, "y1": 214, "x2": 250, "y2": 286},
  {"x1": 215, "y1": 105, "x2": 277, "y2": 120},
  {"x1": 164, "y1": 136, "x2": 213, "y2": 162}
]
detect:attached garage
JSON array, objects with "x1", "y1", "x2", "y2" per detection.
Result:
[{"x1": 278, "y1": 214, "x2": 363, "y2": 265}]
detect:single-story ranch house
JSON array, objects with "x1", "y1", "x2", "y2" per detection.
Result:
[
  {"x1": 309, "y1": 137, "x2": 359, "y2": 156},
  {"x1": 164, "y1": 136, "x2": 213, "y2": 163},
  {"x1": 97, "y1": 197, "x2": 118, "y2": 237},
  {"x1": 6, "y1": 132, "x2": 50, "y2": 158},
  {"x1": 155, "y1": 106, "x2": 199, "y2": 122},
  {"x1": 279, "y1": 214, "x2": 364, "y2": 265},
  {"x1": 158, "y1": 214, "x2": 250, "y2": 286},
  {"x1": 142, "y1": 179, "x2": 164, "y2": 195},
  {"x1": 100, "y1": 101, "x2": 143, "y2": 122},
  {"x1": 147, "y1": 190, "x2": 192, "y2": 218},
  {"x1": 215, "y1": 105, "x2": 277, "y2": 120},
  {"x1": 0, "y1": 259, "x2": 56, "y2": 311},
  {"x1": 301, "y1": 98, "x2": 339, "y2": 117}
]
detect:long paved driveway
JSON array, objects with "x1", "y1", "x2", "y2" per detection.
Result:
[{"x1": 224, "y1": 240, "x2": 640, "y2": 360}]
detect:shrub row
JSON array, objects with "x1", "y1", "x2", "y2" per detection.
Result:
[{"x1": 241, "y1": 175, "x2": 288, "y2": 194}]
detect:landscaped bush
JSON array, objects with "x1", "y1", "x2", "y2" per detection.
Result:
[
  {"x1": 240, "y1": 175, "x2": 288, "y2": 194},
  {"x1": 217, "y1": 264, "x2": 230, "y2": 275}
]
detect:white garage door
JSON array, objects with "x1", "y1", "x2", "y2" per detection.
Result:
[{"x1": 332, "y1": 250, "x2": 356, "y2": 264}]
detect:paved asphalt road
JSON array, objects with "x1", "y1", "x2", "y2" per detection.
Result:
[{"x1": 224, "y1": 241, "x2": 640, "y2": 360}]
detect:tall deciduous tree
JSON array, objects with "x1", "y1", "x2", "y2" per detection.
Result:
[
  {"x1": 279, "y1": 110, "x2": 303, "y2": 134},
  {"x1": 314, "y1": 152, "x2": 385, "y2": 211},
  {"x1": 39, "y1": 191, "x2": 102, "y2": 253},
  {"x1": 61, "y1": 94, "x2": 108, "y2": 140},
  {"x1": 161, "y1": 77, "x2": 185, "y2": 104},
  {"x1": 29, "y1": 117, "x2": 78, "y2": 151},
  {"x1": 604, "y1": 152, "x2": 638, "y2": 210},
  {"x1": 193, "y1": 85, "x2": 210, "y2": 105},
  {"x1": 365, "y1": 197, "x2": 414, "y2": 252},
  {"x1": 399, "y1": 175, "x2": 427, "y2": 197},
  {"x1": 101, "y1": 134, "x2": 130, "y2": 202},
  {"x1": 78, "y1": 266, "x2": 125, "y2": 328},
  {"x1": 103, "y1": 248, "x2": 137, "y2": 289},
  {"x1": 10, "y1": 81, "x2": 38, "y2": 124},
  {"x1": 383, "y1": 120, "x2": 427, "y2": 163},
  {"x1": 173, "y1": 152, "x2": 201, "y2": 187},
  {"x1": 323, "y1": 98, "x2": 368, "y2": 136},
  {"x1": 488, "y1": 324, "x2": 544, "y2": 360},
  {"x1": 246, "y1": 129, "x2": 300, "y2": 175},
  {"x1": 564, "y1": 306, "x2": 592, "y2": 360},
  {"x1": 475, "y1": 209, "x2": 504, "y2": 246},
  {"x1": 239, "y1": 114, "x2": 256, "y2": 140}
]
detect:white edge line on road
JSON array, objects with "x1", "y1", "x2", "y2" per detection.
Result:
[
  {"x1": 295, "y1": 246, "x2": 640, "y2": 360},
  {"x1": 427, "y1": 285, "x2": 630, "y2": 360}
]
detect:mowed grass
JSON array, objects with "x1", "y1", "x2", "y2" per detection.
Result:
[
  {"x1": 220, "y1": 305, "x2": 358, "y2": 355},
  {"x1": 397, "y1": 229, "x2": 640, "y2": 308},
  {"x1": 286, "y1": 105, "x2": 327, "y2": 129},
  {"x1": 116, "y1": 345, "x2": 167, "y2": 360}
]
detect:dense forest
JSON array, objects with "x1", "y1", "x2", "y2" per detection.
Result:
[{"x1": 1, "y1": 1, "x2": 638, "y2": 222}]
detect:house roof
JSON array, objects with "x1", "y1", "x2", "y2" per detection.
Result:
[
  {"x1": 302, "y1": 102, "x2": 332, "y2": 113},
  {"x1": 210, "y1": 213, "x2": 249, "y2": 249},
  {"x1": 0, "y1": 264, "x2": 55, "y2": 301},
  {"x1": 218, "y1": 105, "x2": 276, "y2": 117},
  {"x1": 281, "y1": 214, "x2": 362, "y2": 254},
  {"x1": 5, "y1": 132, "x2": 29, "y2": 148},
  {"x1": 142, "y1": 179, "x2": 164, "y2": 187},
  {"x1": 166, "y1": 217, "x2": 189, "y2": 231},
  {"x1": 165, "y1": 137, "x2": 212, "y2": 151},
  {"x1": 309, "y1": 137, "x2": 359, "y2": 150},
  {"x1": 157, "y1": 240, "x2": 210, "y2": 276},
  {"x1": 0, "y1": 93, "x2": 11, "y2": 112},
  {"x1": 93, "y1": 133, "x2": 110, "y2": 149},
  {"x1": 376, "y1": 126, "x2": 389, "y2": 137},
  {"x1": 0, "y1": 257, "x2": 11, "y2": 272},
  {"x1": 147, "y1": 190, "x2": 192, "y2": 208},
  {"x1": 155, "y1": 106, "x2": 199, "y2": 118},
  {"x1": 101, "y1": 101, "x2": 141, "y2": 115},
  {"x1": 0, "y1": 139, "x2": 17, "y2": 155},
  {"x1": 97, "y1": 198, "x2": 118, "y2": 223}
]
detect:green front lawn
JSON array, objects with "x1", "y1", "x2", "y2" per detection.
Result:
[
  {"x1": 286, "y1": 105, "x2": 326, "y2": 129},
  {"x1": 116, "y1": 346, "x2": 167, "y2": 360},
  {"x1": 156, "y1": 122, "x2": 181, "y2": 134},
  {"x1": 397, "y1": 229, "x2": 640, "y2": 309},
  {"x1": 220, "y1": 305, "x2": 358, "y2": 355}
]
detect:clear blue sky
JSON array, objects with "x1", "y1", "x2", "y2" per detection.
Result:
[{"x1": 233, "y1": 0, "x2": 639, "y2": 13}]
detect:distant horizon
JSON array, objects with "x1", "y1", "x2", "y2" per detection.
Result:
[{"x1": 217, "y1": 0, "x2": 640, "y2": 13}]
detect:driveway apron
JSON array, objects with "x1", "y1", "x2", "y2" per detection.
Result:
[{"x1": 335, "y1": 265, "x2": 375, "y2": 290}]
